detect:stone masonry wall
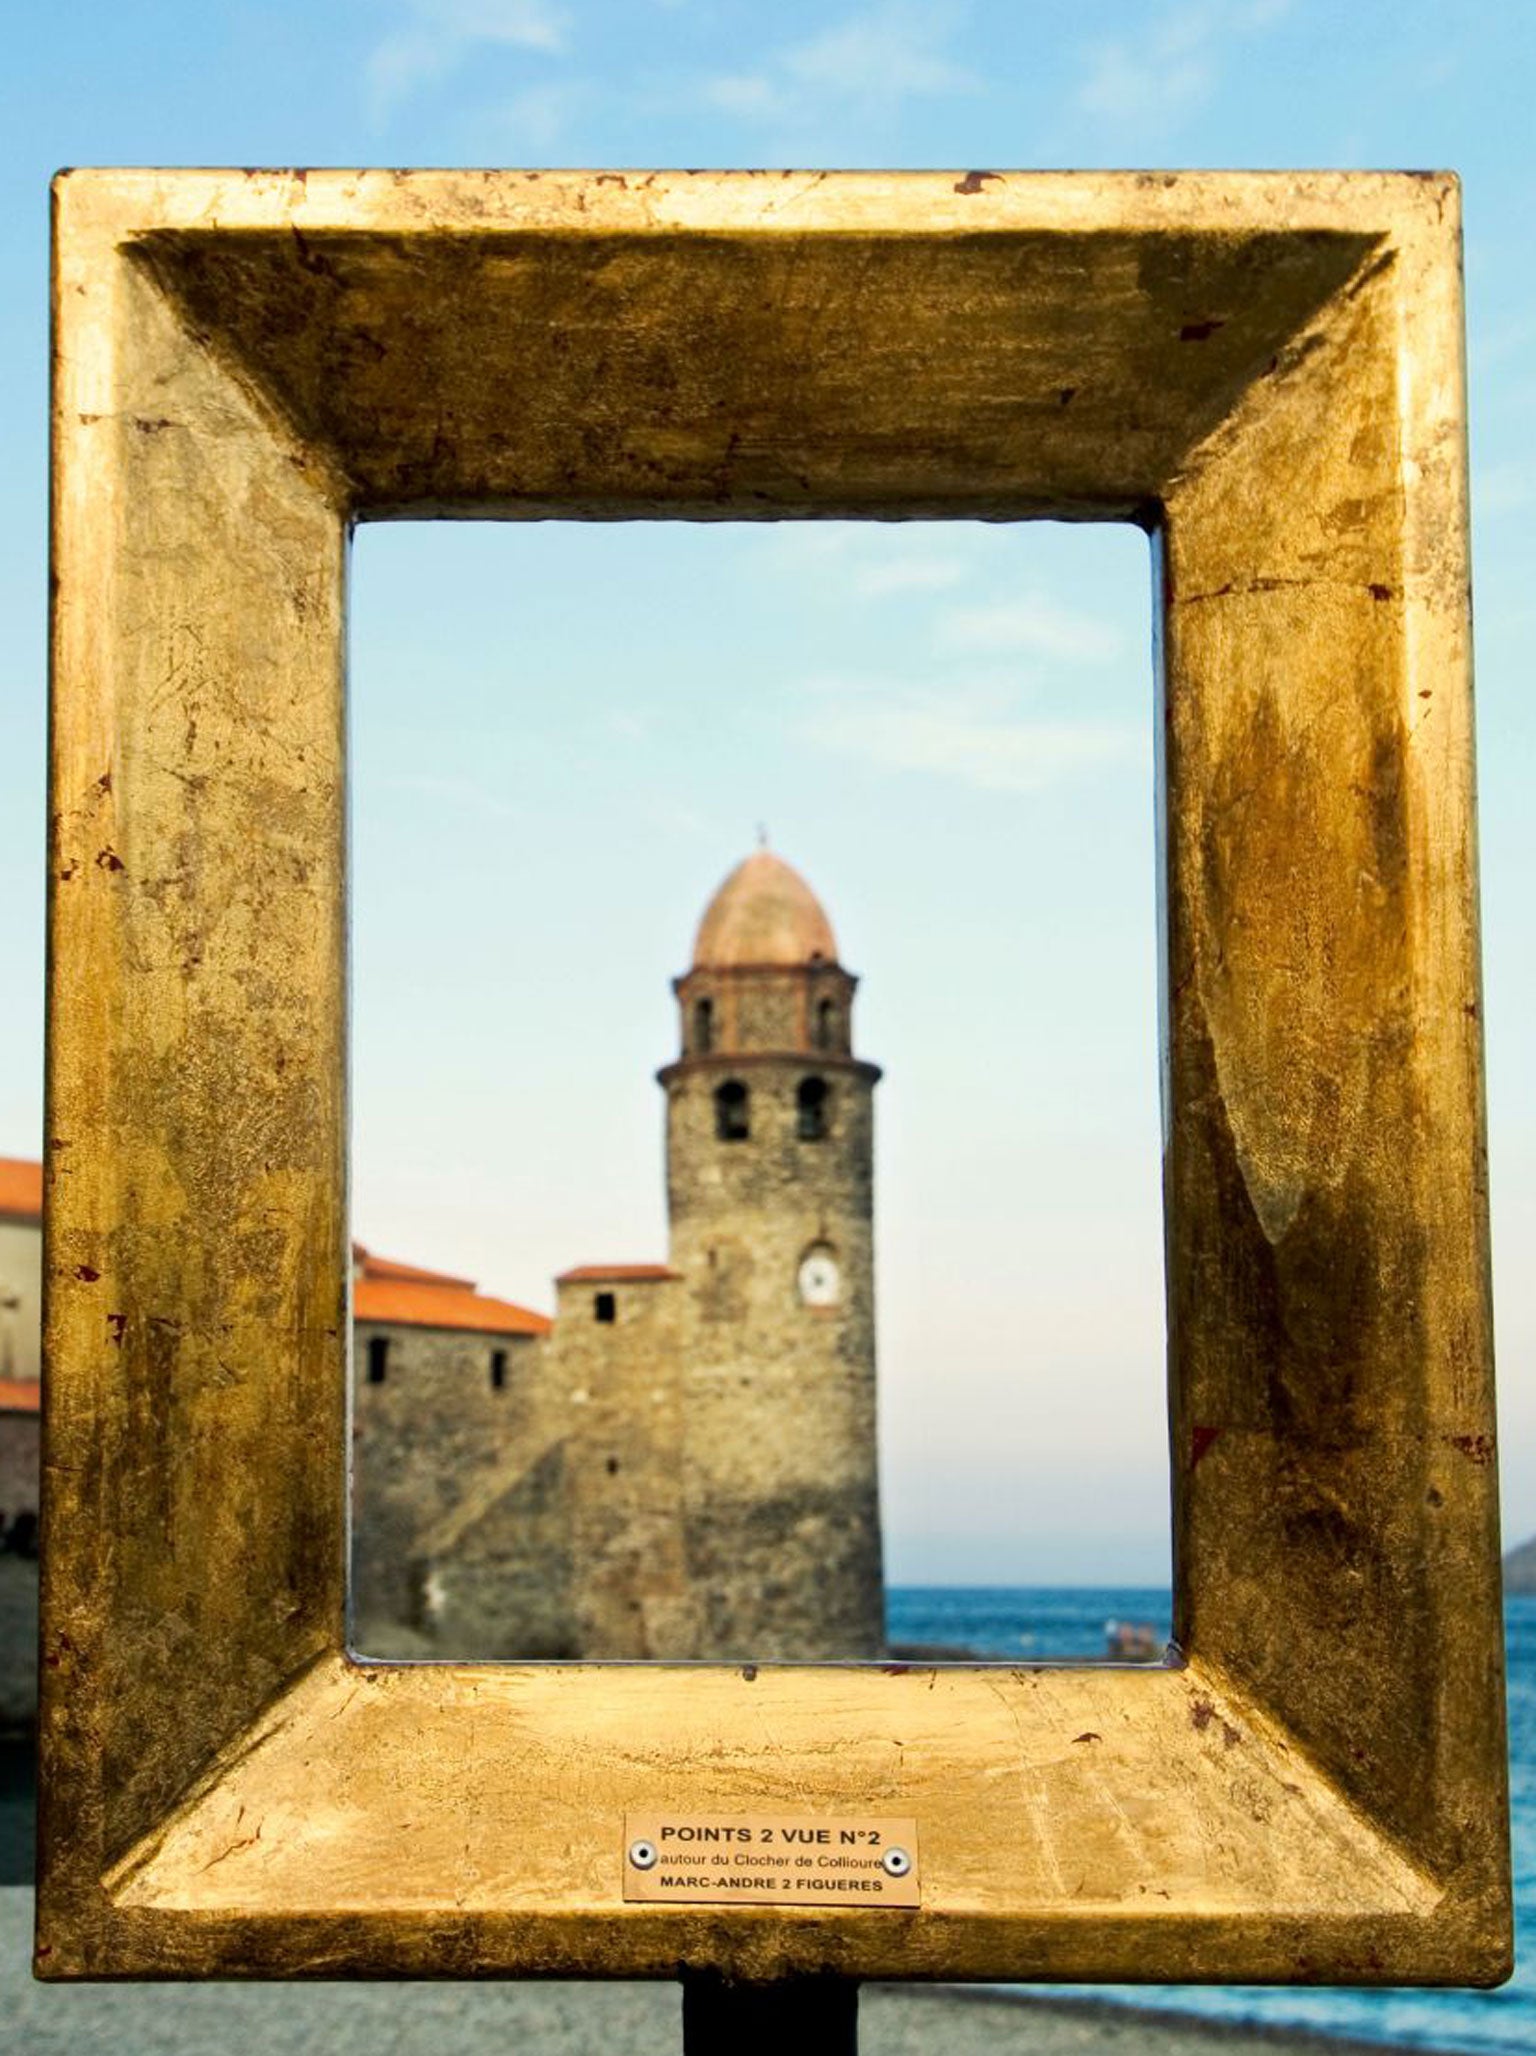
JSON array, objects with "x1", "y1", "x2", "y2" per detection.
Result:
[
  {"x1": 413, "y1": 1437, "x2": 577, "y2": 1659},
  {"x1": 676, "y1": 963, "x2": 854, "y2": 1061},
  {"x1": 665, "y1": 1039, "x2": 883, "y2": 1661},
  {"x1": 558, "y1": 1274, "x2": 696, "y2": 1659},
  {"x1": 0, "y1": 1413, "x2": 39, "y2": 1533},
  {"x1": 350, "y1": 1321, "x2": 546, "y2": 1651},
  {"x1": 406, "y1": 1273, "x2": 697, "y2": 1659}
]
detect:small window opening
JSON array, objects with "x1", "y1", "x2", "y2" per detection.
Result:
[
  {"x1": 366, "y1": 1334, "x2": 389, "y2": 1385},
  {"x1": 606, "y1": 1456, "x2": 620, "y2": 1476},
  {"x1": 595, "y1": 1291, "x2": 617, "y2": 1323},
  {"x1": 490, "y1": 1348, "x2": 508, "y2": 1390},
  {"x1": 797, "y1": 1076, "x2": 829, "y2": 1141},
  {"x1": 815, "y1": 997, "x2": 837, "y2": 1050},
  {"x1": 694, "y1": 996, "x2": 714, "y2": 1052},
  {"x1": 715, "y1": 1079, "x2": 750, "y2": 1141}
]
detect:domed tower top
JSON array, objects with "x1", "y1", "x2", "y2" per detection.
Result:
[
  {"x1": 660, "y1": 861, "x2": 885, "y2": 1662},
  {"x1": 692, "y1": 851, "x2": 839, "y2": 971},
  {"x1": 665, "y1": 849, "x2": 877, "y2": 1072}
]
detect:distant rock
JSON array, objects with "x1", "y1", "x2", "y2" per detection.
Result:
[{"x1": 1505, "y1": 1535, "x2": 1536, "y2": 1594}]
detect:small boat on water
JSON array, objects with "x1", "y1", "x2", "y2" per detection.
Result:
[{"x1": 1104, "y1": 1618, "x2": 1162, "y2": 1660}]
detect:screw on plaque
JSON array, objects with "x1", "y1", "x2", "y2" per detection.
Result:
[
  {"x1": 628, "y1": 1838, "x2": 658, "y2": 1870},
  {"x1": 881, "y1": 1845, "x2": 912, "y2": 1878}
]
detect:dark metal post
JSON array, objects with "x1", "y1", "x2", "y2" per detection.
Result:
[{"x1": 681, "y1": 1973, "x2": 859, "y2": 2055}]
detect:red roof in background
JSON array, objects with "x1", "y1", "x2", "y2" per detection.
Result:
[
  {"x1": 0, "y1": 1162, "x2": 552, "y2": 1338},
  {"x1": 353, "y1": 1245, "x2": 477, "y2": 1291},
  {"x1": 555, "y1": 1263, "x2": 678, "y2": 1285},
  {"x1": 353, "y1": 1242, "x2": 549, "y2": 1335},
  {"x1": 0, "y1": 1378, "x2": 40, "y2": 1414},
  {"x1": 354, "y1": 1274, "x2": 550, "y2": 1336},
  {"x1": 0, "y1": 1158, "x2": 42, "y2": 1222}
]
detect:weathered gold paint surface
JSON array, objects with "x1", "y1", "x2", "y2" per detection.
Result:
[{"x1": 40, "y1": 168, "x2": 1508, "y2": 1985}]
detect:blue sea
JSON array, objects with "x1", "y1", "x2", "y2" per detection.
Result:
[{"x1": 885, "y1": 1586, "x2": 1533, "y2": 2056}]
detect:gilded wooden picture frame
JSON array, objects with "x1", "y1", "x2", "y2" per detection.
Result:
[{"x1": 39, "y1": 168, "x2": 1510, "y2": 1984}]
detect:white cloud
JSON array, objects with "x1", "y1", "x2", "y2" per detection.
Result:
[
  {"x1": 1078, "y1": 39, "x2": 1212, "y2": 126},
  {"x1": 783, "y1": 7, "x2": 975, "y2": 100},
  {"x1": 376, "y1": 771, "x2": 521, "y2": 821},
  {"x1": 703, "y1": 3, "x2": 977, "y2": 135},
  {"x1": 1076, "y1": 0, "x2": 1290, "y2": 132},
  {"x1": 705, "y1": 74, "x2": 784, "y2": 118},
  {"x1": 497, "y1": 78, "x2": 583, "y2": 146},
  {"x1": 756, "y1": 523, "x2": 972, "y2": 600},
  {"x1": 641, "y1": 798, "x2": 710, "y2": 839},
  {"x1": 1473, "y1": 309, "x2": 1536, "y2": 373},
  {"x1": 798, "y1": 677, "x2": 1138, "y2": 793},
  {"x1": 1475, "y1": 463, "x2": 1536, "y2": 518},
  {"x1": 854, "y1": 555, "x2": 969, "y2": 598},
  {"x1": 368, "y1": 0, "x2": 568, "y2": 118},
  {"x1": 936, "y1": 594, "x2": 1123, "y2": 664}
]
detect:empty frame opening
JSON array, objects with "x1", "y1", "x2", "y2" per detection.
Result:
[{"x1": 347, "y1": 520, "x2": 1169, "y2": 1663}]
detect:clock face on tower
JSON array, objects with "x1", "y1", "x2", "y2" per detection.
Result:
[{"x1": 797, "y1": 1246, "x2": 841, "y2": 1308}]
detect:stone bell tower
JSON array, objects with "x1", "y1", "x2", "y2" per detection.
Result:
[{"x1": 659, "y1": 849, "x2": 884, "y2": 1660}]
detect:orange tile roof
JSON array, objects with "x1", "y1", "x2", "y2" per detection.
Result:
[
  {"x1": 354, "y1": 1274, "x2": 551, "y2": 1338},
  {"x1": 353, "y1": 1245, "x2": 477, "y2": 1290},
  {"x1": 0, "y1": 1378, "x2": 40, "y2": 1414},
  {"x1": 0, "y1": 1173, "x2": 549, "y2": 1337},
  {"x1": 0, "y1": 1157, "x2": 42, "y2": 1222},
  {"x1": 555, "y1": 1263, "x2": 678, "y2": 1285}
]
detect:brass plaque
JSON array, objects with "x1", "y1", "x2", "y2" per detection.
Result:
[{"x1": 623, "y1": 1814, "x2": 920, "y2": 1907}]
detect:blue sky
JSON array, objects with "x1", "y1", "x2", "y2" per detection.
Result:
[{"x1": 2, "y1": 1, "x2": 1533, "y2": 1585}]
